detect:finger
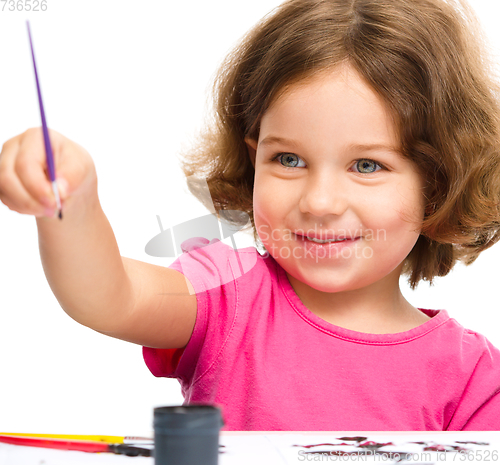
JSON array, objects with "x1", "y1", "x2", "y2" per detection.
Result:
[
  {"x1": 42, "y1": 128, "x2": 93, "y2": 199},
  {"x1": 0, "y1": 135, "x2": 50, "y2": 217},
  {"x1": 16, "y1": 127, "x2": 61, "y2": 208}
]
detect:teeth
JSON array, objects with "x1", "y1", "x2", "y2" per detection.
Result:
[{"x1": 307, "y1": 237, "x2": 346, "y2": 244}]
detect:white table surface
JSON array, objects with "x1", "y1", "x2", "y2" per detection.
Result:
[{"x1": 1, "y1": 431, "x2": 499, "y2": 464}]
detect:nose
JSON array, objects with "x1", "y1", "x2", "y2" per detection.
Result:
[{"x1": 298, "y1": 170, "x2": 348, "y2": 218}]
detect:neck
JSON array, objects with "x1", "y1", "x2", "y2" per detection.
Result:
[{"x1": 286, "y1": 265, "x2": 428, "y2": 334}]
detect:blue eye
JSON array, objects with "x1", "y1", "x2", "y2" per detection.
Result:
[
  {"x1": 275, "y1": 153, "x2": 306, "y2": 168},
  {"x1": 354, "y1": 159, "x2": 383, "y2": 174}
]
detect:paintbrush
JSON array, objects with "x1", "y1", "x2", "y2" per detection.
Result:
[{"x1": 26, "y1": 20, "x2": 63, "y2": 220}]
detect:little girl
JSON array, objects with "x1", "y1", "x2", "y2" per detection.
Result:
[{"x1": 1, "y1": 0, "x2": 500, "y2": 431}]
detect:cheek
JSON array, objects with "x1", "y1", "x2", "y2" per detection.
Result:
[
  {"x1": 370, "y1": 182, "x2": 424, "y2": 226},
  {"x1": 395, "y1": 185, "x2": 426, "y2": 233},
  {"x1": 252, "y1": 177, "x2": 277, "y2": 238},
  {"x1": 361, "y1": 187, "x2": 424, "y2": 254},
  {"x1": 253, "y1": 175, "x2": 289, "y2": 221},
  {"x1": 253, "y1": 178, "x2": 296, "y2": 246}
]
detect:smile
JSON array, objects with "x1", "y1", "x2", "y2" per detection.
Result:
[
  {"x1": 294, "y1": 233, "x2": 361, "y2": 243},
  {"x1": 294, "y1": 233, "x2": 361, "y2": 249},
  {"x1": 306, "y1": 237, "x2": 349, "y2": 244}
]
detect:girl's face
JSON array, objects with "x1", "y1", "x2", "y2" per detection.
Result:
[{"x1": 246, "y1": 65, "x2": 425, "y2": 301}]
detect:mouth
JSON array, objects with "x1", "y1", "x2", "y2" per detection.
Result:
[{"x1": 294, "y1": 233, "x2": 361, "y2": 244}]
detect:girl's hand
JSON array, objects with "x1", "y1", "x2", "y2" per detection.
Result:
[{"x1": 0, "y1": 128, "x2": 97, "y2": 218}]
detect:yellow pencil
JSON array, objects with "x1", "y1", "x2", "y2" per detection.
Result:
[{"x1": 0, "y1": 433, "x2": 153, "y2": 444}]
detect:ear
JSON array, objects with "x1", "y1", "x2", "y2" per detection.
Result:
[{"x1": 245, "y1": 137, "x2": 258, "y2": 168}]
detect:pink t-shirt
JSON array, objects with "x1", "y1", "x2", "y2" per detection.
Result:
[{"x1": 143, "y1": 237, "x2": 500, "y2": 431}]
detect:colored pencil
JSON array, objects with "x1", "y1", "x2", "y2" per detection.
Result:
[
  {"x1": 0, "y1": 434, "x2": 151, "y2": 457},
  {"x1": 0, "y1": 432, "x2": 152, "y2": 444}
]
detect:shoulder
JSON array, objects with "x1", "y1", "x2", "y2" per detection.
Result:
[
  {"x1": 457, "y1": 329, "x2": 500, "y2": 430},
  {"x1": 424, "y1": 312, "x2": 500, "y2": 398},
  {"x1": 169, "y1": 237, "x2": 268, "y2": 294},
  {"x1": 150, "y1": 239, "x2": 279, "y2": 385},
  {"x1": 452, "y1": 319, "x2": 500, "y2": 366},
  {"x1": 435, "y1": 314, "x2": 500, "y2": 372},
  {"x1": 438, "y1": 316, "x2": 500, "y2": 430},
  {"x1": 460, "y1": 326, "x2": 500, "y2": 379}
]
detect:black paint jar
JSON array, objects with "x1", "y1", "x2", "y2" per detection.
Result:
[{"x1": 153, "y1": 405, "x2": 223, "y2": 465}]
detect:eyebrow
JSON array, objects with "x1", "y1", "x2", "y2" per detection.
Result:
[
  {"x1": 259, "y1": 136, "x2": 401, "y2": 154},
  {"x1": 259, "y1": 136, "x2": 302, "y2": 148}
]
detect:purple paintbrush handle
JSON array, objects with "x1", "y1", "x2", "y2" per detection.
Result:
[{"x1": 26, "y1": 21, "x2": 56, "y2": 183}]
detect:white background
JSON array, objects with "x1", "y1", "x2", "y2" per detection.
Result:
[{"x1": 0, "y1": 0, "x2": 499, "y2": 436}]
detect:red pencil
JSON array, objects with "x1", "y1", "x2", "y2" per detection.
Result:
[{"x1": 0, "y1": 435, "x2": 151, "y2": 457}]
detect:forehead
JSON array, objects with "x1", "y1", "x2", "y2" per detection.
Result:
[{"x1": 260, "y1": 65, "x2": 400, "y2": 149}]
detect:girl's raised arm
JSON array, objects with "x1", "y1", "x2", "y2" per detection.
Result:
[{"x1": 0, "y1": 128, "x2": 196, "y2": 349}]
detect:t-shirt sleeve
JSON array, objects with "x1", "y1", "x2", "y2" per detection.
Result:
[
  {"x1": 449, "y1": 331, "x2": 500, "y2": 431},
  {"x1": 142, "y1": 237, "x2": 256, "y2": 387}
]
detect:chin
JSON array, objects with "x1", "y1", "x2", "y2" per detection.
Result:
[{"x1": 287, "y1": 266, "x2": 355, "y2": 293}]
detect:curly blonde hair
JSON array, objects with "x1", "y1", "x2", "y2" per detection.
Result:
[{"x1": 180, "y1": 0, "x2": 500, "y2": 289}]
